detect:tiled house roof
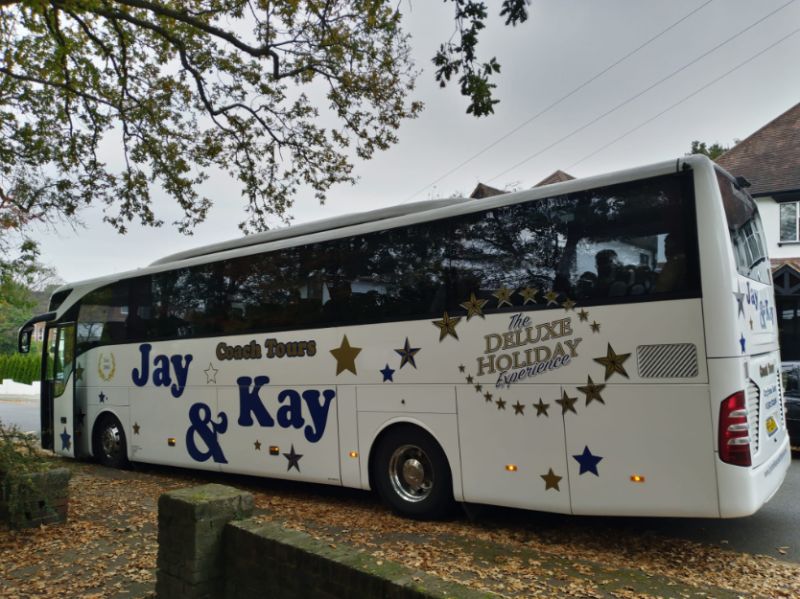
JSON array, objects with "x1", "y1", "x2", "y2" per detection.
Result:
[
  {"x1": 468, "y1": 170, "x2": 576, "y2": 199},
  {"x1": 716, "y1": 102, "x2": 800, "y2": 196},
  {"x1": 534, "y1": 170, "x2": 575, "y2": 187},
  {"x1": 469, "y1": 182, "x2": 506, "y2": 199}
]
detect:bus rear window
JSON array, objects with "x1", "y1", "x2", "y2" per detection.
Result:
[{"x1": 717, "y1": 171, "x2": 770, "y2": 284}]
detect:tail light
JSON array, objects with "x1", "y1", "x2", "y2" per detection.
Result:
[{"x1": 719, "y1": 391, "x2": 752, "y2": 466}]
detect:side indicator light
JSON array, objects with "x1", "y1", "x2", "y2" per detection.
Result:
[
  {"x1": 630, "y1": 474, "x2": 645, "y2": 483},
  {"x1": 167, "y1": 438, "x2": 176, "y2": 447},
  {"x1": 269, "y1": 446, "x2": 280, "y2": 456},
  {"x1": 349, "y1": 451, "x2": 359, "y2": 458},
  {"x1": 505, "y1": 464, "x2": 518, "y2": 472}
]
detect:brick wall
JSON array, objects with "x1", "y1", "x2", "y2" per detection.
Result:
[
  {"x1": 0, "y1": 467, "x2": 70, "y2": 528},
  {"x1": 156, "y1": 484, "x2": 493, "y2": 599}
]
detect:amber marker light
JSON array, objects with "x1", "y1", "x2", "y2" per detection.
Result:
[
  {"x1": 167, "y1": 438, "x2": 176, "y2": 447},
  {"x1": 349, "y1": 451, "x2": 359, "y2": 458},
  {"x1": 505, "y1": 464, "x2": 518, "y2": 472},
  {"x1": 630, "y1": 474, "x2": 646, "y2": 483},
  {"x1": 269, "y1": 446, "x2": 280, "y2": 456}
]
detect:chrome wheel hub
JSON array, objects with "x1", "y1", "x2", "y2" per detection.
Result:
[
  {"x1": 101, "y1": 425, "x2": 121, "y2": 458},
  {"x1": 388, "y1": 444, "x2": 434, "y2": 503}
]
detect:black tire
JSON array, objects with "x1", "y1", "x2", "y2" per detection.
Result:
[
  {"x1": 371, "y1": 425, "x2": 453, "y2": 519},
  {"x1": 93, "y1": 413, "x2": 129, "y2": 468}
]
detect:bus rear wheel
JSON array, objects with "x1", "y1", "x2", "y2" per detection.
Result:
[
  {"x1": 93, "y1": 414, "x2": 129, "y2": 469},
  {"x1": 372, "y1": 426, "x2": 452, "y2": 519}
]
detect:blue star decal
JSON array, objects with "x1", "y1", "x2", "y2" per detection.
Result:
[
  {"x1": 380, "y1": 364, "x2": 395, "y2": 382},
  {"x1": 60, "y1": 427, "x2": 71, "y2": 451},
  {"x1": 99, "y1": 391, "x2": 106, "y2": 403},
  {"x1": 739, "y1": 334, "x2": 746, "y2": 353},
  {"x1": 395, "y1": 338, "x2": 421, "y2": 369},
  {"x1": 572, "y1": 445, "x2": 603, "y2": 476}
]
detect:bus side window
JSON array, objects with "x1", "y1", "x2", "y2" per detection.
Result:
[{"x1": 654, "y1": 233, "x2": 687, "y2": 293}]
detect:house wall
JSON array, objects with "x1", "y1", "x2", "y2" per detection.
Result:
[{"x1": 757, "y1": 196, "x2": 800, "y2": 260}]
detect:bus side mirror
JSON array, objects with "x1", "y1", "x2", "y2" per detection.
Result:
[{"x1": 18, "y1": 326, "x2": 32, "y2": 354}]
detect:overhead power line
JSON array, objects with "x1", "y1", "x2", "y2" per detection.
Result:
[
  {"x1": 404, "y1": 0, "x2": 718, "y2": 200},
  {"x1": 486, "y1": 0, "x2": 797, "y2": 184},
  {"x1": 567, "y1": 27, "x2": 800, "y2": 169}
]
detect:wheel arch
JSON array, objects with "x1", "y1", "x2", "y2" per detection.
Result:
[
  {"x1": 90, "y1": 408, "x2": 128, "y2": 460},
  {"x1": 364, "y1": 417, "x2": 462, "y2": 501}
]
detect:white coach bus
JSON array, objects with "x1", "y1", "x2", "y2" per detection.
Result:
[{"x1": 20, "y1": 155, "x2": 790, "y2": 519}]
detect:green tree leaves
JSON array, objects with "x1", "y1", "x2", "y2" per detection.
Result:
[
  {"x1": 689, "y1": 140, "x2": 731, "y2": 161},
  {"x1": 1, "y1": 1, "x2": 531, "y2": 240},
  {"x1": 434, "y1": 0, "x2": 529, "y2": 116},
  {"x1": 1, "y1": 0, "x2": 422, "y2": 234}
]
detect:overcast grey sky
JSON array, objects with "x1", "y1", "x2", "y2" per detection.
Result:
[{"x1": 33, "y1": 0, "x2": 800, "y2": 283}]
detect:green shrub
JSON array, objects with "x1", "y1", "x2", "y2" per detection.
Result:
[{"x1": 0, "y1": 352, "x2": 41, "y2": 385}]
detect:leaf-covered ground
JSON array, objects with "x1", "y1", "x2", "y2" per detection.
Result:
[{"x1": 1, "y1": 460, "x2": 798, "y2": 598}]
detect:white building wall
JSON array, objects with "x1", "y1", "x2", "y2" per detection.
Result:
[{"x1": 756, "y1": 196, "x2": 800, "y2": 260}]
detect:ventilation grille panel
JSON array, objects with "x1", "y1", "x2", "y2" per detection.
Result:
[
  {"x1": 746, "y1": 379, "x2": 760, "y2": 454},
  {"x1": 775, "y1": 371, "x2": 786, "y2": 428},
  {"x1": 636, "y1": 344, "x2": 698, "y2": 378}
]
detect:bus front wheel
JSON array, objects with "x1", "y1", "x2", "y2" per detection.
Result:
[
  {"x1": 93, "y1": 414, "x2": 129, "y2": 469},
  {"x1": 372, "y1": 425, "x2": 452, "y2": 519}
]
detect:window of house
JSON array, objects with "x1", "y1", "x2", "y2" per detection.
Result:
[{"x1": 780, "y1": 202, "x2": 800, "y2": 242}]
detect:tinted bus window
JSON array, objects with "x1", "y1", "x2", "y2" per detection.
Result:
[
  {"x1": 448, "y1": 172, "x2": 699, "y2": 309},
  {"x1": 77, "y1": 281, "x2": 129, "y2": 353}
]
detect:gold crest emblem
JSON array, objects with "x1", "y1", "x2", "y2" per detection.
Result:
[{"x1": 98, "y1": 352, "x2": 117, "y2": 382}]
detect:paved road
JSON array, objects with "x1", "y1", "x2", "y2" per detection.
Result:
[{"x1": 0, "y1": 395, "x2": 39, "y2": 433}]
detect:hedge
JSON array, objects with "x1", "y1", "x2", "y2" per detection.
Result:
[{"x1": 0, "y1": 353, "x2": 42, "y2": 385}]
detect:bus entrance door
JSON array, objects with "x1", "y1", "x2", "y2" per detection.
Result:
[{"x1": 43, "y1": 323, "x2": 76, "y2": 458}]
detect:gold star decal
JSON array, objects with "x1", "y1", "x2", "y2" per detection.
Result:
[
  {"x1": 493, "y1": 286, "x2": 514, "y2": 308},
  {"x1": 556, "y1": 390, "x2": 578, "y2": 415},
  {"x1": 749, "y1": 318, "x2": 754, "y2": 330},
  {"x1": 561, "y1": 298, "x2": 576, "y2": 311},
  {"x1": 544, "y1": 290, "x2": 559, "y2": 306},
  {"x1": 590, "y1": 321, "x2": 601, "y2": 333},
  {"x1": 458, "y1": 364, "x2": 466, "y2": 372},
  {"x1": 432, "y1": 311, "x2": 461, "y2": 341},
  {"x1": 577, "y1": 375, "x2": 606, "y2": 405},
  {"x1": 495, "y1": 397, "x2": 507, "y2": 410},
  {"x1": 133, "y1": 422, "x2": 140, "y2": 435},
  {"x1": 330, "y1": 335, "x2": 362, "y2": 375},
  {"x1": 75, "y1": 365, "x2": 85, "y2": 381},
  {"x1": 254, "y1": 440, "x2": 261, "y2": 451},
  {"x1": 512, "y1": 401, "x2": 525, "y2": 415},
  {"x1": 594, "y1": 344, "x2": 631, "y2": 380},
  {"x1": 483, "y1": 391, "x2": 493, "y2": 403},
  {"x1": 518, "y1": 287, "x2": 539, "y2": 304},
  {"x1": 204, "y1": 362, "x2": 219, "y2": 384},
  {"x1": 460, "y1": 293, "x2": 488, "y2": 320},
  {"x1": 533, "y1": 398, "x2": 550, "y2": 417},
  {"x1": 474, "y1": 383, "x2": 482, "y2": 392},
  {"x1": 466, "y1": 375, "x2": 474, "y2": 384},
  {"x1": 578, "y1": 309, "x2": 589, "y2": 322},
  {"x1": 541, "y1": 468, "x2": 562, "y2": 491}
]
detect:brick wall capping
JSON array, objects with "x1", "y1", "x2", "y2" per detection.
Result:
[{"x1": 0, "y1": 466, "x2": 71, "y2": 529}]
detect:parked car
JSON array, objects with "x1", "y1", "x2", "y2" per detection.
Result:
[{"x1": 781, "y1": 363, "x2": 800, "y2": 447}]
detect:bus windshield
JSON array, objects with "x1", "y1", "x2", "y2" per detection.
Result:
[{"x1": 717, "y1": 171, "x2": 770, "y2": 284}]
